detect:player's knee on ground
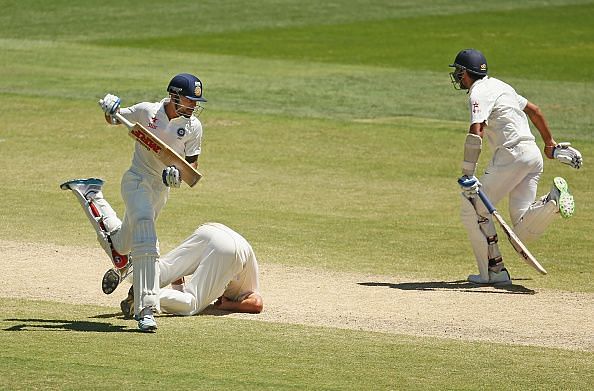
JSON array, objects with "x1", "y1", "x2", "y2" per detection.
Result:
[{"x1": 159, "y1": 288, "x2": 196, "y2": 316}]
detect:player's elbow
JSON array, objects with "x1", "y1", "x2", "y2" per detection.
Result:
[
  {"x1": 251, "y1": 296, "x2": 264, "y2": 313},
  {"x1": 246, "y1": 294, "x2": 263, "y2": 314},
  {"x1": 524, "y1": 101, "x2": 543, "y2": 118},
  {"x1": 531, "y1": 104, "x2": 544, "y2": 118}
]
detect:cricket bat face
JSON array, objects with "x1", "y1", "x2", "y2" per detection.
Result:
[
  {"x1": 492, "y1": 212, "x2": 548, "y2": 275},
  {"x1": 475, "y1": 188, "x2": 547, "y2": 275},
  {"x1": 129, "y1": 124, "x2": 202, "y2": 187}
]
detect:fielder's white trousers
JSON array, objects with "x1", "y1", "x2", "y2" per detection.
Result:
[{"x1": 158, "y1": 223, "x2": 246, "y2": 316}]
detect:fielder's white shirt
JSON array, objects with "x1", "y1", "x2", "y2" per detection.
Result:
[
  {"x1": 468, "y1": 76, "x2": 535, "y2": 149},
  {"x1": 119, "y1": 98, "x2": 202, "y2": 177}
]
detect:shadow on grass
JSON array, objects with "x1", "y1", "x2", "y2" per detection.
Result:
[
  {"x1": 2, "y1": 318, "x2": 139, "y2": 333},
  {"x1": 90, "y1": 308, "x2": 233, "y2": 319},
  {"x1": 357, "y1": 280, "x2": 536, "y2": 295}
]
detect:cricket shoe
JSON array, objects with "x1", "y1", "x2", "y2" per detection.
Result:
[
  {"x1": 102, "y1": 263, "x2": 133, "y2": 295},
  {"x1": 120, "y1": 285, "x2": 135, "y2": 319},
  {"x1": 468, "y1": 268, "x2": 512, "y2": 286},
  {"x1": 548, "y1": 177, "x2": 575, "y2": 218},
  {"x1": 60, "y1": 178, "x2": 130, "y2": 272},
  {"x1": 138, "y1": 306, "x2": 157, "y2": 332}
]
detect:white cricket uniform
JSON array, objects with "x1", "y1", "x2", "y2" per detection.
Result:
[
  {"x1": 158, "y1": 223, "x2": 260, "y2": 316},
  {"x1": 466, "y1": 76, "x2": 543, "y2": 224},
  {"x1": 460, "y1": 76, "x2": 557, "y2": 278},
  {"x1": 108, "y1": 98, "x2": 203, "y2": 315}
]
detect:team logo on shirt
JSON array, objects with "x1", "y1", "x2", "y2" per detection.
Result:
[
  {"x1": 148, "y1": 116, "x2": 159, "y2": 130},
  {"x1": 177, "y1": 128, "x2": 186, "y2": 137},
  {"x1": 472, "y1": 101, "x2": 480, "y2": 114}
]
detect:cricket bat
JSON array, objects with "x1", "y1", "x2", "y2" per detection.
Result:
[
  {"x1": 477, "y1": 189, "x2": 547, "y2": 275},
  {"x1": 111, "y1": 112, "x2": 202, "y2": 187}
]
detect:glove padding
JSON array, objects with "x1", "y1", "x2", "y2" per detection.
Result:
[
  {"x1": 458, "y1": 175, "x2": 481, "y2": 198},
  {"x1": 553, "y1": 142, "x2": 583, "y2": 169},
  {"x1": 162, "y1": 165, "x2": 181, "y2": 188},
  {"x1": 99, "y1": 93, "x2": 121, "y2": 115}
]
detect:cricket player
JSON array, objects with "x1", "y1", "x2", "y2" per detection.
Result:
[
  {"x1": 62, "y1": 73, "x2": 207, "y2": 332},
  {"x1": 449, "y1": 49, "x2": 583, "y2": 285},
  {"x1": 120, "y1": 222, "x2": 263, "y2": 318}
]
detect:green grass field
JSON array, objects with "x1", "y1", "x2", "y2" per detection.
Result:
[{"x1": 1, "y1": 0, "x2": 593, "y2": 389}]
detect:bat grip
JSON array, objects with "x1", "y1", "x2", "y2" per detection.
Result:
[
  {"x1": 113, "y1": 112, "x2": 134, "y2": 130},
  {"x1": 477, "y1": 189, "x2": 497, "y2": 214}
]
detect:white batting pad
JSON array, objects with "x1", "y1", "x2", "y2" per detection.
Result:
[
  {"x1": 133, "y1": 255, "x2": 160, "y2": 316},
  {"x1": 131, "y1": 219, "x2": 159, "y2": 258},
  {"x1": 90, "y1": 196, "x2": 121, "y2": 234},
  {"x1": 460, "y1": 195, "x2": 489, "y2": 281}
]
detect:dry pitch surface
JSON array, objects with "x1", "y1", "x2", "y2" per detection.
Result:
[{"x1": 2, "y1": 239, "x2": 592, "y2": 351}]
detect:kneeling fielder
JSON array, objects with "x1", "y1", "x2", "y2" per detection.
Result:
[{"x1": 120, "y1": 222, "x2": 263, "y2": 317}]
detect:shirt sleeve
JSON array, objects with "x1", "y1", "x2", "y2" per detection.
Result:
[
  {"x1": 119, "y1": 103, "x2": 144, "y2": 124},
  {"x1": 185, "y1": 120, "x2": 202, "y2": 157},
  {"x1": 516, "y1": 94, "x2": 528, "y2": 110},
  {"x1": 468, "y1": 91, "x2": 492, "y2": 126}
]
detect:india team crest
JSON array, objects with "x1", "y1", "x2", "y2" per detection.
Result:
[{"x1": 194, "y1": 81, "x2": 202, "y2": 98}]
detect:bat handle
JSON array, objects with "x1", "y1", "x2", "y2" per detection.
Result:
[
  {"x1": 112, "y1": 112, "x2": 134, "y2": 130},
  {"x1": 477, "y1": 189, "x2": 497, "y2": 214}
]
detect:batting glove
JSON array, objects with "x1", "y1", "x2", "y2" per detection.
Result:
[
  {"x1": 99, "y1": 93, "x2": 121, "y2": 115},
  {"x1": 553, "y1": 142, "x2": 583, "y2": 169},
  {"x1": 458, "y1": 175, "x2": 481, "y2": 198},
  {"x1": 162, "y1": 165, "x2": 181, "y2": 188}
]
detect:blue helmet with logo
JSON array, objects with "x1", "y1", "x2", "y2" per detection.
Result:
[
  {"x1": 167, "y1": 73, "x2": 207, "y2": 102},
  {"x1": 449, "y1": 49, "x2": 487, "y2": 90},
  {"x1": 449, "y1": 49, "x2": 488, "y2": 77}
]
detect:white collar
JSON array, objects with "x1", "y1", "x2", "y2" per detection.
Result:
[{"x1": 469, "y1": 75, "x2": 489, "y2": 94}]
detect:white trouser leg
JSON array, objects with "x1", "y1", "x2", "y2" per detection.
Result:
[
  {"x1": 112, "y1": 170, "x2": 168, "y2": 256},
  {"x1": 159, "y1": 289, "x2": 196, "y2": 315},
  {"x1": 514, "y1": 197, "x2": 558, "y2": 243}
]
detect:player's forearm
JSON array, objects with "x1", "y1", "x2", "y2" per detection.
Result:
[{"x1": 216, "y1": 293, "x2": 263, "y2": 313}]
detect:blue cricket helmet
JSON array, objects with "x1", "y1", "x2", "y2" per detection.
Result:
[
  {"x1": 449, "y1": 49, "x2": 488, "y2": 76},
  {"x1": 167, "y1": 73, "x2": 207, "y2": 102}
]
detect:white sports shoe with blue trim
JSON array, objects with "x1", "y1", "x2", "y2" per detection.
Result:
[
  {"x1": 138, "y1": 307, "x2": 157, "y2": 332},
  {"x1": 468, "y1": 268, "x2": 512, "y2": 286}
]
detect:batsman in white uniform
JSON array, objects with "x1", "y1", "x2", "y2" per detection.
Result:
[
  {"x1": 120, "y1": 222, "x2": 263, "y2": 318},
  {"x1": 449, "y1": 49, "x2": 583, "y2": 285},
  {"x1": 61, "y1": 73, "x2": 207, "y2": 332}
]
